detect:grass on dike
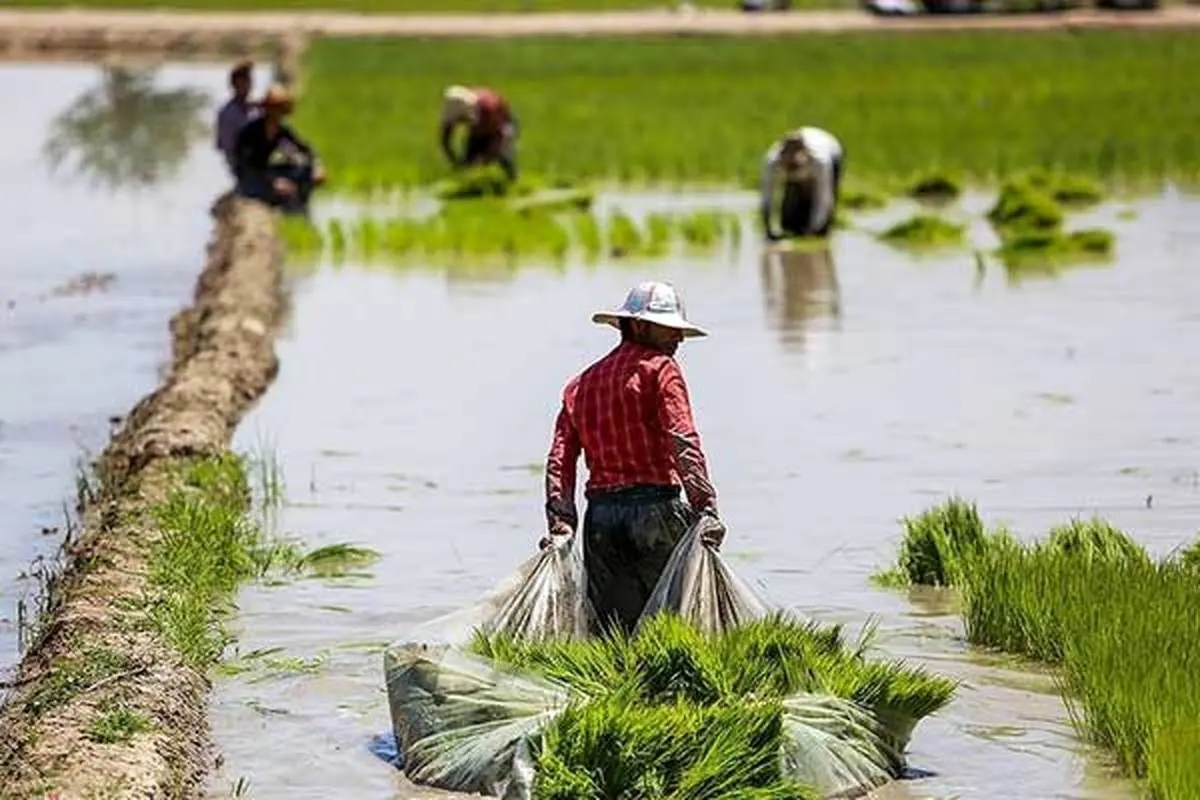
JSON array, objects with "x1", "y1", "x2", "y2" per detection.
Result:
[
  {"x1": 874, "y1": 497, "x2": 1200, "y2": 800},
  {"x1": 293, "y1": 30, "x2": 1200, "y2": 194},
  {"x1": 464, "y1": 611, "x2": 956, "y2": 798}
]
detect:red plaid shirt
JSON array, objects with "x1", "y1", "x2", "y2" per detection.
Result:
[{"x1": 545, "y1": 340, "x2": 718, "y2": 530}]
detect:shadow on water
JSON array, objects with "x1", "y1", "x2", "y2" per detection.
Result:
[{"x1": 42, "y1": 67, "x2": 211, "y2": 191}]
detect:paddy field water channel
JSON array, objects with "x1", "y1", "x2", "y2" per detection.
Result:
[
  {"x1": 3, "y1": 57, "x2": 1198, "y2": 800},
  {"x1": 217, "y1": 185, "x2": 1198, "y2": 798},
  {"x1": 0, "y1": 60, "x2": 235, "y2": 676}
]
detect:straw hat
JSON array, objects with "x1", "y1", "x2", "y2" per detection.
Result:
[
  {"x1": 260, "y1": 83, "x2": 294, "y2": 109},
  {"x1": 441, "y1": 85, "x2": 479, "y2": 124},
  {"x1": 592, "y1": 281, "x2": 708, "y2": 338}
]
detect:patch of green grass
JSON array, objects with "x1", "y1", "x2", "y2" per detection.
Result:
[
  {"x1": 840, "y1": 187, "x2": 890, "y2": 212},
  {"x1": 23, "y1": 646, "x2": 132, "y2": 717},
  {"x1": 86, "y1": 701, "x2": 154, "y2": 744},
  {"x1": 295, "y1": 544, "x2": 382, "y2": 577},
  {"x1": 294, "y1": 31, "x2": 1200, "y2": 192},
  {"x1": 144, "y1": 454, "x2": 298, "y2": 669},
  {"x1": 882, "y1": 502, "x2": 1200, "y2": 799},
  {"x1": 878, "y1": 214, "x2": 967, "y2": 250}
]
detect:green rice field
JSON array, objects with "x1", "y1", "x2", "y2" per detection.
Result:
[
  {"x1": 293, "y1": 31, "x2": 1200, "y2": 193},
  {"x1": 876, "y1": 499, "x2": 1200, "y2": 799}
]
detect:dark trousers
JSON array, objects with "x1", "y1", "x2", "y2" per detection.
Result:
[
  {"x1": 582, "y1": 485, "x2": 696, "y2": 637},
  {"x1": 463, "y1": 130, "x2": 518, "y2": 182},
  {"x1": 780, "y1": 151, "x2": 845, "y2": 238}
]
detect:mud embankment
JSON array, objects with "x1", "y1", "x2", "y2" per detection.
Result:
[{"x1": 0, "y1": 197, "x2": 284, "y2": 800}]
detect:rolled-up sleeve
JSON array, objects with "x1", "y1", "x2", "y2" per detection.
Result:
[
  {"x1": 544, "y1": 383, "x2": 582, "y2": 531},
  {"x1": 656, "y1": 360, "x2": 718, "y2": 516}
]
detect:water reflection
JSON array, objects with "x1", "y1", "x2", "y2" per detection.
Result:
[
  {"x1": 42, "y1": 68, "x2": 211, "y2": 191},
  {"x1": 759, "y1": 244, "x2": 842, "y2": 349}
]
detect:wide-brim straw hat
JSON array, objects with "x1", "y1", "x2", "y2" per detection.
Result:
[
  {"x1": 592, "y1": 281, "x2": 708, "y2": 338},
  {"x1": 260, "y1": 84, "x2": 294, "y2": 109},
  {"x1": 441, "y1": 85, "x2": 479, "y2": 122}
]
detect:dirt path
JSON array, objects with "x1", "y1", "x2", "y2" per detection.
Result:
[
  {"x1": 0, "y1": 5, "x2": 1199, "y2": 39},
  {"x1": 0, "y1": 197, "x2": 284, "y2": 800}
]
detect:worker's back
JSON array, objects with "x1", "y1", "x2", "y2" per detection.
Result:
[{"x1": 566, "y1": 341, "x2": 679, "y2": 495}]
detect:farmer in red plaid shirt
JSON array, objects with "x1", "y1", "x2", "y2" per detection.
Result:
[{"x1": 541, "y1": 281, "x2": 726, "y2": 634}]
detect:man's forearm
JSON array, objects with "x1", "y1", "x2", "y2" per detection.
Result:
[{"x1": 670, "y1": 430, "x2": 718, "y2": 517}]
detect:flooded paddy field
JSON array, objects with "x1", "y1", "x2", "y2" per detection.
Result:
[
  {"x1": 0, "y1": 60, "x2": 238, "y2": 677},
  {"x1": 214, "y1": 186, "x2": 1199, "y2": 798}
]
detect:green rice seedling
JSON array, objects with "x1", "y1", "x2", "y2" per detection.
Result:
[
  {"x1": 278, "y1": 215, "x2": 324, "y2": 258},
  {"x1": 296, "y1": 543, "x2": 382, "y2": 578},
  {"x1": 1037, "y1": 517, "x2": 1149, "y2": 567},
  {"x1": 606, "y1": 209, "x2": 643, "y2": 259},
  {"x1": 878, "y1": 497, "x2": 992, "y2": 587},
  {"x1": 885, "y1": 500, "x2": 1200, "y2": 797},
  {"x1": 905, "y1": 174, "x2": 962, "y2": 204},
  {"x1": 569, "y1": 211, "x2": 603, "y2": 264},
  {"x1": 987, "y1": 179, "x2": 1064, "y2": 234},
  {"x1": 994, "y1": 228, "x2": 1115, "y2": 274},
  {"x1": 840, "y1": 188, "x2": 889, "y2": 212},
  {"x1": 644, "y1": 212, "x2": 677, "y2": 258},
  {"x1": 877, "y1": 214, "x2": 966, "y2": 250},
  {"x1": 1017, "y1": 169, "x2": 1106, "y2": 207},
  {"x1": 295, "y1": 32, "x2": 1200, "y2": 192},
  {"x1": 1178, "y1": 537, "x2": 1200, "y2": 572},
  {"x1": 533, "y1": 697, "x2": 815, "y2": 800}
]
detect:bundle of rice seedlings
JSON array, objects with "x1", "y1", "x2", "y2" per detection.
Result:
[
  {"x1": 467, "y1": 612, "x2": 956, "y2": 797},
  {"x1": 986, "y1": 179, "x2": 1064, "y2": 233},
  {"x1": 1039, "y1": 518, "x2": 1149, "y2": 566},
  {"x1": 533, "y1": 697, "x2": 817, "y2": 800},
  {"x1": 891, "y1": 497, "x2": 990, "y2": 587},
  {"x1": 878, "y1": 214, "x2": 966, "y2": 250},
  {"x1": 906, "y1": 174, "x2": 962, "y2": 203}
]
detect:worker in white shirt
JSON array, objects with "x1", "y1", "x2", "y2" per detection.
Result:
[{"x1": 759, "y1": 127, "x2": 845, "y2": 241}]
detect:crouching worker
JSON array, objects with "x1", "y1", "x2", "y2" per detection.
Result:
[
  {"x1": 439, "y1": 85, "x2": 519, "y2": 182},
  {"x1": 541, "y1": 281, "x2": 728, "y2": 636},
  {"x1": 759, "y1": 127, "x2": 845, "y2": 241},
  {"x1": 233, "y1": 84, "x2": 325, "y2": 215}
]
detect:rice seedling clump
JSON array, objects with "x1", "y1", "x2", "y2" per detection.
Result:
[
  {"x1": 878, "y1": 214, "x2": 966, "y2": 250},
  {"x1": 879, "y1": 500, "x2": 1200, "y2": 798},
  {"x1": 468, "y1": 612, "x2": 956, "y2": 797}
]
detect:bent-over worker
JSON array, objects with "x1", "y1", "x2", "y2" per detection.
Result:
[
  {"x1": 439, "y1": 85, "x2": 519, "y2": 182},
  {"x1": 232, "y1": 84, "x2": 325, "y2": 214},
  {"x1": 759, "y1": 126, "x2": 845, "y2": 241},
  {"x1": 542, "y1": 281, "x2": 726, "y2": 635}
]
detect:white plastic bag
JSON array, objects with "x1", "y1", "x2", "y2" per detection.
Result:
[
  {"x1": 383, "y1": 534, "x2": 591, "y2": 798},
  {"x1": 639, "y1": 514, "x2": 773, "y2": 634}
]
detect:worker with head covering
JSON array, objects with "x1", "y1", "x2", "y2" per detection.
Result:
[
  {"x1": 759, "y1": 126, "x2": 845, "y2": 241},
  {"x1": 439, "y1": 85, "x2": 520, "y2": 182},
  {"x1": 541, "y1": 281, "x2": 726, "y2": 635},
  {"x1": 233, "y1": 83, "x2": 325, "y2": 214}
]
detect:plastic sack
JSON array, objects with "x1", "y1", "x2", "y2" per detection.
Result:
[
  {"x1": 638, "y1": 514, "x2": 774, "y2": 634},
  {"x1": 384, "y1": 534, "x2": 591, "y2": 799},
  {"x1": 780, "y1": 693, "x2": 893, "y2": 799}
]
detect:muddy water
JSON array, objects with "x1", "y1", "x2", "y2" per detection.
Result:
[
  {"x1": 0, "y1": 62, "x2": 247, "y2": 677},
  {"x1": 215, "y1": 187, "x2": 1199, "y2": 799}
]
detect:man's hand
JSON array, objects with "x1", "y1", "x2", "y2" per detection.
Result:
[
  {"x1": 699, "y1": 512, "x2": 727, "y2": 550},
  {"x1": 313, "y1": 165, "x2": 327, "y2": 185},
  {"x1": 272, "y1": 177, "x2": 297, "y2": 197},
  {"x1": 539, "y1": 520, "x2": 574, "y2": 551}
]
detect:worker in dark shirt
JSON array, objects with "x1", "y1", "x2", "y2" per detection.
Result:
[
  {"x1": 233, "y1": 83, "x2": 325, "y2": 214},
  {"x1": 439, "y1": 85, "x2": 519, "y2": 182}
]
